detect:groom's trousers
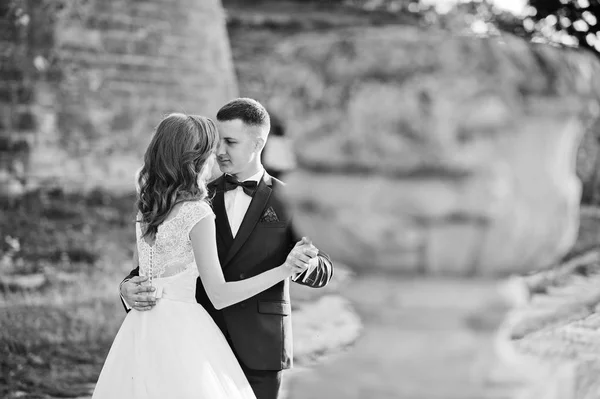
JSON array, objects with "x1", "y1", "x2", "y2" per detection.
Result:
[
  {"x1": 240, "y1": 362, "x2": 282, "y2": 399},
  {"x1": 225, "y1": 332, "x2": 283, "y2": 399}
]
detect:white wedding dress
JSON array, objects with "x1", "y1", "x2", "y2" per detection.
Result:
[{"x1": 92, "y1": 201, "x2": 256, "y2": 399}]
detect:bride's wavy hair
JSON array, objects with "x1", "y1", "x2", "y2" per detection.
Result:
[{"x1": 136, "y1": 113, "x2": 218, "y2": 239}]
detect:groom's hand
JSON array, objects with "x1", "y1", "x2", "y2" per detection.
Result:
[{"x1": 121, "y1": 276, "x2": 156, "y2": 311}]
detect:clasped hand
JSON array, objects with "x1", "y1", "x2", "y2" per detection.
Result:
[
  {"x1": 123, "y1": 236, "x2": 319, "y2": 311},
  {"x1": 285, "y1": 237, "x2": 319, "y2": 281}
]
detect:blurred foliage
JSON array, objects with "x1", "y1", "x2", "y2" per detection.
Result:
[
  {"x1": 266, "y1": 0, "x2": 600, "y2": 56},
  {"x1": 527, "y1": 0, "x2": 600, "y2": 55},
  {"x1": 0, "y1": 189, "x2": 135, "y2": 276},
  {"x1": 343, "y1": 0, "x2": 527, "y2": 34},
  {"x1": 374, "y1": 0, "x2": 600, "y2": 58}
]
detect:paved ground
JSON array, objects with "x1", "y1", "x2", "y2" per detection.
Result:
[{"x1": 285, "y1": 274, "x2": 523, "y2": 399}]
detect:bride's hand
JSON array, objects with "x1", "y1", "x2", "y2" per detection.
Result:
[{"x1": 284, "y1": 237, "x2": 316, "y2": 276}]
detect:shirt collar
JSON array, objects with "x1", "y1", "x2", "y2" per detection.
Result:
[{"x1": 238, "y1": 167, "x2": 265, "y2": 183}]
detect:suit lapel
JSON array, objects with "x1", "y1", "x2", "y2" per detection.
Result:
[
  {"x1": 224, "y1": 173, "x2": 272, "y2": 266},
  {"x1": 211, "y1": 177, "x2": 234, "y2": 248}
]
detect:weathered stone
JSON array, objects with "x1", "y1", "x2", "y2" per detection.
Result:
[
  {"x1": 1, "y1": 0, "x2": 238, "y2": 194},
  {"x1": 267, "y1": 26, "x2": 600, "y2": 276},
  {"x1": 496, "y1": 251, "x2": 600, "y2": 399}
]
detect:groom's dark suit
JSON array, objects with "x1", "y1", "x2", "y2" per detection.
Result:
[
  {"x1": 124, "y1": 172, "x2": 333, "y2": 399},
  {"x1": 203, "y1": 173, "x2": 333, "y2": 398}
]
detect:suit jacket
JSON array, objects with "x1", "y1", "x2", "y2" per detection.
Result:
[{"x1": 124, "y1": 172, "x2": 334, "y2": 371}]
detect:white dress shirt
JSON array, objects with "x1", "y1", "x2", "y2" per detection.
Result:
[{"x1": 225, "y1": 168, "x2": 265, "y2": 237}]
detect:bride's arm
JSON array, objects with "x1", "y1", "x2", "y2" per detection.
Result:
[{"x1": 190, "y1": 215, "x2": 308, "y2": 310}]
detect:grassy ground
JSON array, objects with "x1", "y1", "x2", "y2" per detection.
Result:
[{"x1": 0, "y1": 190, "x2": 136, "y2": 398}]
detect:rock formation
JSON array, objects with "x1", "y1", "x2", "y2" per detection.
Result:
[{"x1": 267, "y1": 27, "x2": 600, "y2": 276}]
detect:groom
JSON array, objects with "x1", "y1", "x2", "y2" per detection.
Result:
[{"x1": 121, "y1": 98, "x2": 334, "y2": 399}]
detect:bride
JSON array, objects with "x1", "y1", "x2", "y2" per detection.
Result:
[{"x1": 91, "y1": 113, "x2": 309, "y2": 399}]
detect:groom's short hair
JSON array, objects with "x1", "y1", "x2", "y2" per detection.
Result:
[{"x1": 216, "y1": 98, "x2": 270, "y2": 133}]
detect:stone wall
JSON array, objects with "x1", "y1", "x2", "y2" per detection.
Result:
[
  {"x1": 264, "y1": 27, "x2": 600, "y2": 276},
  {"x1": 0, "y1": 0, "x2": 237, "y2": 194}
]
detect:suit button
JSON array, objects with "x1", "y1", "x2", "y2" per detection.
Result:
[
  {"x1": 239, "y1": 273, "x2": 245, "y2": 279},
  {"x1": 240, "y1": 303, "x2": 247, "y2": 309}
]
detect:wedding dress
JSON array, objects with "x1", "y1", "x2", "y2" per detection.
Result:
[{"x1": 91, "y1": 201, "x2": 256, "y2": 399}]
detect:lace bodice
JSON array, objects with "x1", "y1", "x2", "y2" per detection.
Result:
[{"x1": 136, "y1": 200, "x2": 213, "y2": 280}]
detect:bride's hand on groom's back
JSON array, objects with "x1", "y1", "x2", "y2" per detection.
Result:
[{"x1": 121, "y1": 276, "x2": 156, "y2": 311}]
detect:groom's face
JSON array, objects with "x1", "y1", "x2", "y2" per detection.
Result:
[{"x1": 215, "y1": 119, "x2": 261, "y2": 176}]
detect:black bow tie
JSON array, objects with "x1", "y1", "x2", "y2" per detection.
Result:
[{"x1": 224, "y1": 175, "x2": 259, "y2": 197}]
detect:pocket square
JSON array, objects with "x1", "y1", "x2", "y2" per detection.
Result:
[{"x1": 260, "y1": 206, "x2": 279, "y2": 223}]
